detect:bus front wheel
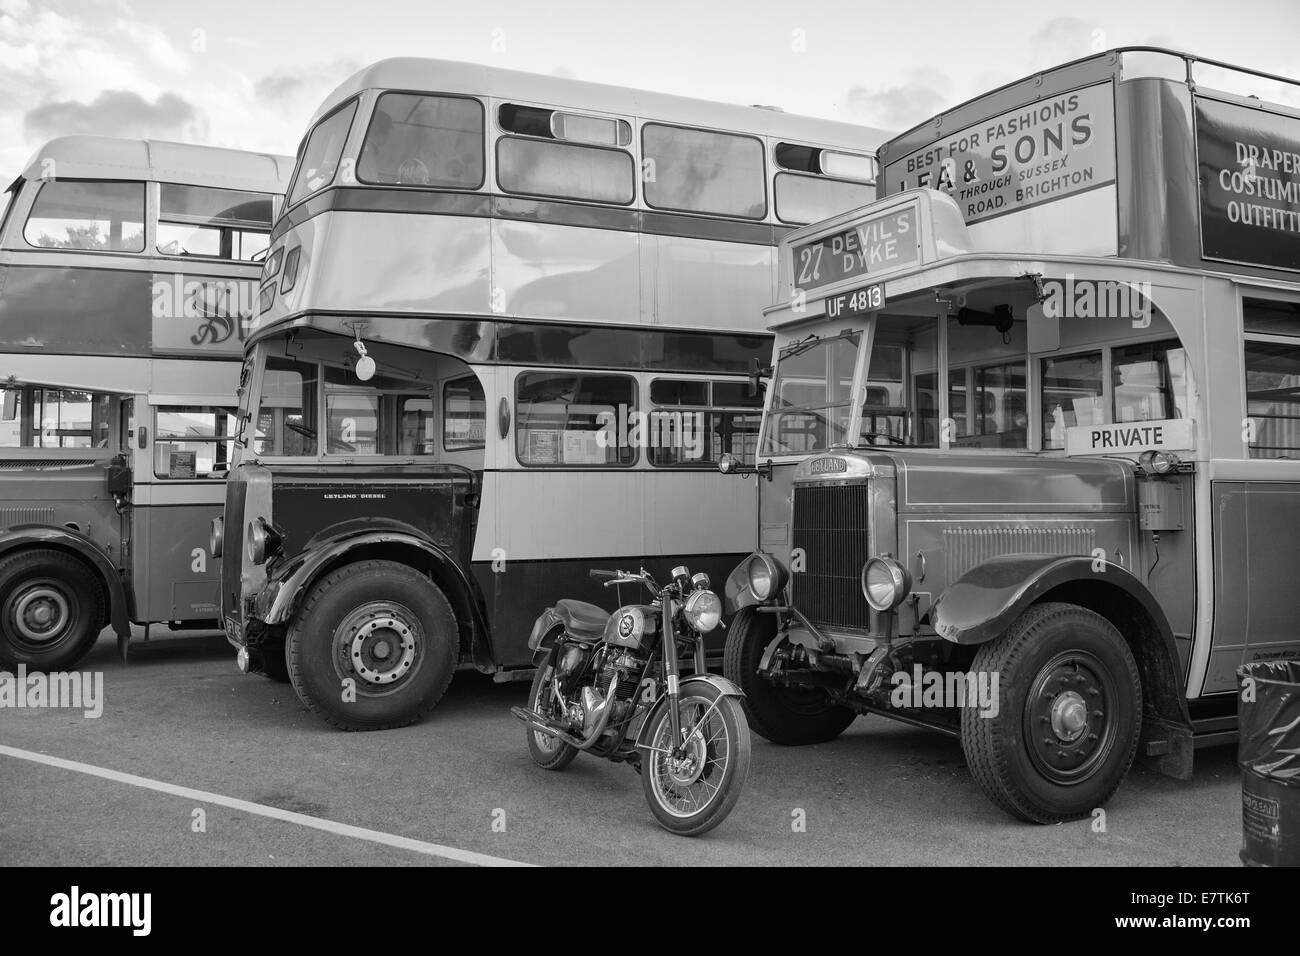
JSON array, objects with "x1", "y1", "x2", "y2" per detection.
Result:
[
  {"x1": 960, "y1": 602, "x2": 1142, "y2": 824},
  {"x1": 723, "y1": 606, "x2": 856, "y2": 745},
  {"x1": 286, "y1": 559, "x2": 458, "y2": 731},
  {"x1": 0, "y1": 549, "x2": 105, "y2": 671}
]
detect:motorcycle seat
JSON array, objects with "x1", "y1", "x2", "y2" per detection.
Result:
[{"x1": 555, "y1": 599, "x2": 610, "y2": 641}]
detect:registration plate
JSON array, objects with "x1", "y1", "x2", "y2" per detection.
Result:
[
  {"x1": 224, "y1": 615, "x2": 244, "y2": 647},
  {"x1": 826, "y1": 283, "x2": 885, "y2": 319}
]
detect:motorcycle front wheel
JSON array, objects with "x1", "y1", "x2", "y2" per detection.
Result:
[{"x1": 640, "y1": 683, "x2": 751, "y2": 836}]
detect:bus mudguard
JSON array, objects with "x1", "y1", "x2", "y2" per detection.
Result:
[
  {"x1": 260, "y1": 529, "x2": 493, "y2": 669},
  {"x1": 930, "y1": 553, "x2": 1192, "y2": 751},
  {"x1": 0, "y1": 525, "x2": 131, "y2": 639}
]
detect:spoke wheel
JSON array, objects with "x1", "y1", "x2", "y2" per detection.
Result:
[{"x1": 640, "y1": 684, "x2": 750, "y2": 836}]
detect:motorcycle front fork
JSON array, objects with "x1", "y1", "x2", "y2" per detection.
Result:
[{"x1": 659, "y1": 595, "x2": 708, "y2": 757}]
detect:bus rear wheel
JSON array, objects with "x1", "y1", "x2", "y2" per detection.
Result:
[
  {"x1": 286, "y1": 560, "x2": 458, "y2": 731},
  {"x1": 0, "y1": 549, "x2": 104, "y2": 671},
  {"x1": 960, "y1": 602, "x2": 1142, "y2": 824}
]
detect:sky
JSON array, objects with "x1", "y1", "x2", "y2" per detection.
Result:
[{"x1": 1, "y1": 0, "x2": 1298, "y2": 182}]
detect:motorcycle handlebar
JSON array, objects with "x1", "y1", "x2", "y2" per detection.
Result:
[{"x1": 588, "y1": 569, "x2": 618, "y2": 580}]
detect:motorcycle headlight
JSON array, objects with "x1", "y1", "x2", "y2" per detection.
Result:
[
  {"x1": 683, "y1": 589, "x2": 722, "y2": 633},
  {"x1": 861, "y1": 556, "x2": 911, "y2": 611},
  {"x1": 210, "y1": 516, "x2": 224, "y2": 559},
  {"x1": 746, "y1": 552, "x2": 787, "y2": 602}
]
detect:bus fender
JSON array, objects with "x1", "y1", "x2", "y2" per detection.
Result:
[
  {"x1": 930, "y1": 554, "x2": 1192, "y2": 760},
  {"x1": 0, "y1": 526, "x2": 131, "y2": 639},
  {"x1": 260, "y1": 530, "x2": 492, "y2": 667}
]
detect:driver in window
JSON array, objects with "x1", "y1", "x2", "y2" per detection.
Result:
[{"x1": 363, "y1": 111, "x2": 430, "y2": 186}]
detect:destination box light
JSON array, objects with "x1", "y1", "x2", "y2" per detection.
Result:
[{"x1": 1065, "y1": 418, "x2": 1194, "y2": 456}]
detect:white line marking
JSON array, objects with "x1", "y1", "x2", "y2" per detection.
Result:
[{"x1": 0, "y1": 744, "x2": 532, "y2": 867}]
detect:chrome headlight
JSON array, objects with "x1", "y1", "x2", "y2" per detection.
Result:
[
  {"x1": 683, "y1": 589, "x2": 723, "y2": 633},
  {"x1": 246, "y1": 517, "x2": 280, "y2": 566},
  {"x1": 861, "y1": 556, "x2": 911, "y2": 611},
  {"x1": 210, "y1": 516, "x2": 224, "y2": 558},
  {"x1": 746, "y1": 552, "x2": 788, "y2": 602}
]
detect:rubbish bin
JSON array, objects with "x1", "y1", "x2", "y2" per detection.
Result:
[{"x1": 1237, "y1": 661, "x2": 1300, "y2": 867}]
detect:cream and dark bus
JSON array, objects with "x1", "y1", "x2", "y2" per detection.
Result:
[
  {"x1": 0, "y1": 137, "x2": 291, "y2": 670},
  {"x1": 719, "y1": 48, "x2": 1300, "y2": 822},
  {"x1": 217, "y1": 58, "x2": 890, "y2": 730}
]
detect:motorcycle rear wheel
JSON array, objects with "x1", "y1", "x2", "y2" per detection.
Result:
[
  {"x1": 525, "y1": 656, "x2": 579, "y2": 771},
  {"x1": 640, "y1": 683, "x2": 750, "y2": 836}
]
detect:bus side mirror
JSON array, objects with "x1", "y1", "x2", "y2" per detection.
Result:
[
  {"x1": 105, "y1": 454, "x2": 132, "y2": 497},
  {"x1": 1, "y1": 390, "x2": 16, "y2": 422}
]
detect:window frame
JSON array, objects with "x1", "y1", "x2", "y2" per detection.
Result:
[
  {"x1": 640, "y1": 121, "x2": 768, "y2": 221},
  {"x1": 442, "y1": 375, "x2": 486, "y2": 452},
  {"x1": 494, "y1": 134, "x2": 636, "y2": 206},
  {"x1": 151, "y1": 405, "x2": 237, "y2": 478},
  {"x1": 647, "y1": 376, "x2": 763, "y2": 467},
  {"x1": 773, "y1": 170, "x2": 876, "y2": 226},
  {"x1": 355, "y1": 91, "x2": 486, "y2": 191},
  {"x1": 285, "y1": 96, "x2": 361, "y2": 211},
  {"x1": 513, "y1": 369, "x2": 640, "y2": 469},
  {"x1": 22, "y1": 178, "x2": 147, "y2": 256},
  {"x1": 154, "y1": 182, "x2": 275, "y2": 263}
]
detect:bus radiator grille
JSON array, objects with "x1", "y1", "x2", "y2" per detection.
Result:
[{"x1": 791, "y1": 483, "x2": 871, "y2": 630}]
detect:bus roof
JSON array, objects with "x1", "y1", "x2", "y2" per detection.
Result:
[
  {"x1": 20, "y1": 137, "x2": 294, "y2": 194},
  {"x1": 313, "y1": 57, "x2": 890, "y2": 152}
]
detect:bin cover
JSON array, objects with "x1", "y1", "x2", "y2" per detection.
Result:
[{"x1": 1238, "y1": 661, "x2": 1300, "y2": 783}]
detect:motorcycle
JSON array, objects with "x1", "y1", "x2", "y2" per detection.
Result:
[{"x1": 512, "y1": 565, "x2": 751, "y2": 836}]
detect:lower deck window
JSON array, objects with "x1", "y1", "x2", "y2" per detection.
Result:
[
  {"x1": 1041, "y1": 352, "x2": 1103, "y2": 450},
  {"x1": 154, "y1": 406, "x2": 235, "y2": 477},
  {"x1": 1245, "y1": 340, "x2": 1300, "y2": 459},
  {"x1": 515, "y1": 372, "x2": 636, "y2": 466},
  {"x1": 648, "y1": 378, "x2": 762, "y2": 466},
  {"x1": 0, "y1": 386, "x2": 112, "y2": 448}
]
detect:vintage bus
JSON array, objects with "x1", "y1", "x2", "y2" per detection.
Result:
[
  {"x1": 0, "y1": 137, "x2": 292, "y2": 670},
  {"x1": 217, "y1": 57, "x2": 891, "y2": 730},
  {"x1": 718, "y1": 48, "x2": 1300, "y2": 822}
]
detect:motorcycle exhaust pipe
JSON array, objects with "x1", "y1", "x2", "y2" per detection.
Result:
[{"x1": 511, "y1": 689, "x2": 620, "y2": 751}]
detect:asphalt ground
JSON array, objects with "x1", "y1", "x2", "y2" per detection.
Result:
[{"x1": 1, "y1": 627, "x2": 1244, "y2": 867}]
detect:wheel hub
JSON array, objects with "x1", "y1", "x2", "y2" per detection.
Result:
[
  {"x1": 1025, "y1": 651, "x2": 1115, "y2": 784},
  {"x1": 13, "y1": 586, "x2": 70, "y2": 643},
  {"x1": 666, "y1": 731, "x2": 707, "y2": 787},
  {"x1": 1050, "y1": 691, "x2": 1088, "y2": 742},
  {"x1": 348, "y1": 615, "x2": 417, "y2": 685}
]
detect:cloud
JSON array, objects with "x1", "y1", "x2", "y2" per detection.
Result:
[
  {"x1": 25, "y1": 89, "x2": 201, "y2": 140},
  {"x1": 841, "y1": 68, "x2": 955, "y2": 130},
  {"x1": 1028, "y1": 16, "x2": 1106, "y2": 71}
]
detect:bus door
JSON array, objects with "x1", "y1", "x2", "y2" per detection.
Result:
[{"x1": 128, "y1": 398, "x2": 232, "y2": 625}]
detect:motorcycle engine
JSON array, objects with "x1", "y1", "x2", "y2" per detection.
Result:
[{"x1": 565, "y1": 644, "x2": 645, "y2": 737}]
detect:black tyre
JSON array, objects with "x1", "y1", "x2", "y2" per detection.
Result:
[
  {"x1": 0, "y1": 549, "x2": 105, "y2": 671},
  {"x1": 960, "y1": 602, "x2": 1142, "y2": 824},
  {"x1": 286, "y1": 560, "x2": 457, "y2": 731},
  {"x1": 524, "y1": 650, "x2": 578, "y2": 771},
  {"x1": 723, "y1": 606, "x2": 855, "y2": 745},
  {"x1": 640, "y1": 681, "x2": 750, "y2": 836}
]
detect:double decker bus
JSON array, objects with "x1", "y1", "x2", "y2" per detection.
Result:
[
  {"x1": 719, "y1": 49, "x2": 1300, "y2": 822},
  {"x1": 0, "y1": 137, "x2": 291, "y2": 670},
  {"x1": 218, "y1": 58, "x2": 890, "y2": 730}
]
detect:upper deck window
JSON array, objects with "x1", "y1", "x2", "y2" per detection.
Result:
[
  {"x1": 497, "y1": 138, "x2": 634, "y2": 204},
  {"x1": 642, "y1": 124, "x2": 766, "y2": 220},
  {"x1": 773, "y1": 143, "x2": 876, "y2": 225},
  {"x1": 23, "y1": 180, "x2": 144, "y2": 252},
  {"x1": 157, "y1": 184, "x2": 274, "y2": 261},
  {"x1": 358, "y1": 93, "x2": 484, "y2": 189},
  {"x1": 286, "y1": 98, "x2": 359, "y2": 207}
]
